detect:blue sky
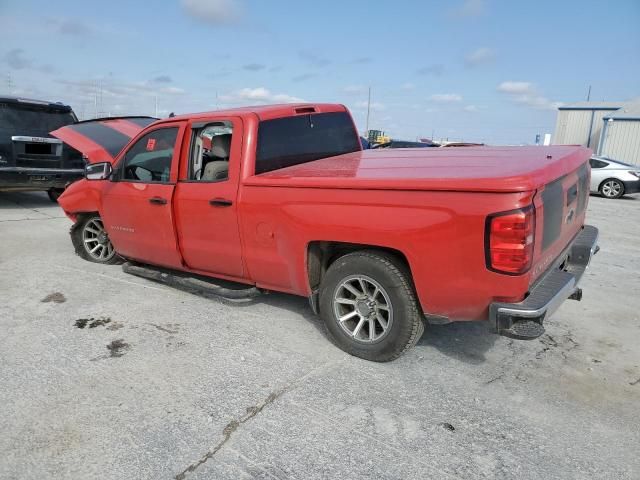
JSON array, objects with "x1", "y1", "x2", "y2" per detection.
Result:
[{"x1": 1, "y1": 0, "x2": 639, "y2": 143}]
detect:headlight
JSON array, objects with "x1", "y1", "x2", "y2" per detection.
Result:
[{"x1": 629, "y1": 171, "x2": 640, "y2": 179}]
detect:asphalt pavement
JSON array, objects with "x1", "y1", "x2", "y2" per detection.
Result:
[{"x1": 1, "y1": 191, "x2": 638, "y2": 480}]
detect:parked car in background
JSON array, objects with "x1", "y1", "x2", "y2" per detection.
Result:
[
  {"x1": 0, "y1": 96, "x2": 84, "y2": 201},
  {"x1": 372, "y1": 140, "x2": 437, "y2": 149},
  {"x1": 439, "y1": 142, "x2": 485, "y2": 147},
  {"x1": 589, "y1": 156, "x2": 640, "y2": 199},
  {"x1": 53, "y1": 103, "x2": 598, "y2": 362}
]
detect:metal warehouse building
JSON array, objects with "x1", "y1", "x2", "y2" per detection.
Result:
[{"x1": 554, "y1": 102, "x2": 640, "y2": 166}]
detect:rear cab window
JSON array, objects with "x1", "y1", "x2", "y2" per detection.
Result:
[
  {"x1": 255, "y1": 111, "x2": 360, "y2": 175},
  {"x1": 0, "y1": 102, "x2": 76, "y2": 132}
]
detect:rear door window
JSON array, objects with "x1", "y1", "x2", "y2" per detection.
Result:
[{"x1": 255, "y1": 111, "x2": 360, "y2": 174}]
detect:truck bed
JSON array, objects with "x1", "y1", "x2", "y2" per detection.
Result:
[{"x1": 247, "y1": 145, "x2": 591, "y2": 193}]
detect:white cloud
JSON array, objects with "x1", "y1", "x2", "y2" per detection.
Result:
[
  {"x1": 430, "y1": 93, "x2": 463, "y2": 103},
  {"x1": 451, "y1": 0, "x2": 485, "y2": 17},
  {"x1": 463, "y1": 105, "x2": 479, "y2": 112},
  {"x1": 497, "y1": 81, "x2": 534, "y2": 94},
  {"x1": 219, "y1": 87, "x2": 305, "y2": 105},
  {"x1": 159, "y1": 86, "x2": 186, "y2": 95},
  {"x1": 343, "y1": 85, "x2": 367, "y2": 95},
  {"x1": 181, "y1": 0, "x2": 242, "y2": 24},
  {"x1": 465, "y1": 47, "x2": 495, "y2": 67},
  {"x1": 400, "y1": 82, "x2": 415, "y2": 91},
  {"x1": 497, "y1": 81, "x2": 563, "y2": 110},
  {"x1": 48, "y1": 76, "x2": 189, "y2": 119},
  {"x1": 355, "y1": 100, "x2": 385, "y2": 111}
]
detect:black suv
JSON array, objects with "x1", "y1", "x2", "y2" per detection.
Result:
[{"x1": 0, "y1": 96, "x2": 84, "y2": 201}]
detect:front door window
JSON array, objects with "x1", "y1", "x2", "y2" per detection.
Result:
[{"x1": 121, "y1": 127, "x2": 178, "y2": 183}]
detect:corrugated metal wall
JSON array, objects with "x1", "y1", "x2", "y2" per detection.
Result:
[
  {"x1": 600, "y1": 120, "x2": 640, "y2": 166},
  {"x1": 554, "y1": 110, "x2": 590, "y2": 144},
  {"x1": 554, "y1": 109, "x2": 617, "y2": 148},
  {"x1": 588, "y1": 110, "x2": 616, "y2": 150}
]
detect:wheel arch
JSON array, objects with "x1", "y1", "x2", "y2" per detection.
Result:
[{"x1": 306, "y1": 241, "x2": 415, "y2": 300}]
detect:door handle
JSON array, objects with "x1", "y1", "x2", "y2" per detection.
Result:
[
  {"x1": 149, "y1": 196, "x2": 167, "y2": 205},
  {"x1": 209, "y1": 198, "x2": 233, "y2": 207}
]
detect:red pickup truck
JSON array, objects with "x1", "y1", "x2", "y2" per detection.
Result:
[{"x1": 53, "y1": 103, "x2": 599, "y2": 362}]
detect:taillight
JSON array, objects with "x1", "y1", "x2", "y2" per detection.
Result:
[{"x1": 485, "y1": 206, "x2": 535, "y2": 275}]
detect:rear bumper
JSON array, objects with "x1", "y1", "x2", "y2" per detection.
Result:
[
  {"x1": 623, "y1": 179, "x2": 640, "y2": 195},
  {"x1": 0, "y1": 167, "x2": 84, "y2": 190},
  {"x1": 489, "y1": 225, "x2": 599, "y2": 339}
]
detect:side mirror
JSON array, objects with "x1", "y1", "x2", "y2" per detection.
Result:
[{"x1": 85, "y1": 162, "x2": 113, "y2": 180}]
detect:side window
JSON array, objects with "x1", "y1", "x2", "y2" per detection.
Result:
[
  {"x1": 255, "y1": 112, "x2": 360, "y2": 175},
  {"x1": 589, "y1": 158, "x2": 608, "y2": 169},
  {"x1": 121, "y1": 127, "x2": 178, "y2": 183},
  {"x1": 188, "y1": 122, "x2": 233, "y2": 182}
]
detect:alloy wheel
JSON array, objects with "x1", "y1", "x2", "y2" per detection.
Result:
[
  {"x1": 333, "y1": 274, "x2": 394, "y2": 343},
  {"x1": 602, "y1": 180, "x2": 622, "y2": 198},
  {"x1": 82, "y1": 218, "x2": 116, "y2": 262}
]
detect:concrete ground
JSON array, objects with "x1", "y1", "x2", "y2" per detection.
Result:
[{"x1": 0, "y1": 191, "x2": 638, "y2": 480}]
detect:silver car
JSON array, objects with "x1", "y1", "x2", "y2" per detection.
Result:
[{"x1": 589, "y1": 157, "x2": 640, "y2": 199}]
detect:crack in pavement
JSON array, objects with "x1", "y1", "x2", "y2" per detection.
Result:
[
  {"x1": 0, "y1": 216, "x2": 64, "y2": 223},
  {"x1": 1, "y1": 196, "x2": 57, "y2": 219},
  {"x1": 173, "y1": 359, "x2": 339, "y2": 480},
  {"x1": 175, "y1": 388, "x2": 287, "y2": 480}
]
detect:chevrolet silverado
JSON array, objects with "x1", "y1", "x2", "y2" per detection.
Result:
[{"x1": 52, "y1": 103, "x2": 599, "y2": 362}]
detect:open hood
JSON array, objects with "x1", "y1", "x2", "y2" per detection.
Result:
[{"x1": 50, "y1": 116, "x2": 157, "y2": 163}]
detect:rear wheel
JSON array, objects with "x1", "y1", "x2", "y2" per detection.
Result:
[
  {"x1": 71, "y1": 214, "x2": 121, "y2": 264},
  {"x1": 600, "y1": 178, "x2": 625, "y2": 199},
  {"x1": 319, "y1": 251, "x2": 424, "y2": 362}
]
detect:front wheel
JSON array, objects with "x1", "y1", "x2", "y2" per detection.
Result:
[
  {"x1": 70, "y1": 214, "x2": 121, "y2": 264},
  {"x1": 600, "y1": 178, "x2": 625, "y2": 199},
  {"x1": 319, "y1": 251, "x2": 424, "y2": 362}
]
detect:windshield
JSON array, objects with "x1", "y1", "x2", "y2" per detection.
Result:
[{"x1": 0, "y1": 104, "x2": 76, "y2": 133}]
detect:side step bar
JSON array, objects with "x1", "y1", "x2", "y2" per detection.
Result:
[{"x1": 122, "y1": 262, "x2": 262, "y2": 302}]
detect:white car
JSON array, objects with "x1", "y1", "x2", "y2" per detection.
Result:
[{"x1": 589, "y1": 157, "x2": 640, "y2": 199}]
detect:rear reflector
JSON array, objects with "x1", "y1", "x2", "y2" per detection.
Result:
[{"x1": 485, "y1": 206, "x2": 535, "y2": 275}]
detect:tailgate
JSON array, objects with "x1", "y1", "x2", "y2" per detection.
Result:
[{"x1": 530, "y1": 159, "x2": 591, "y2": 284}]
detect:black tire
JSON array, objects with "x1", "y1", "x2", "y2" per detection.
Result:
[
  {"x1": 599, "y1": 178, "x2": 625, "y2": 199},
  {"x1": 70, "y1": 214, "x2": 122, "y2": 265},
  {"x1": 47, "y1": 188, "x2": 64, "y2": 203},
  {"x1": 319, "y1": 250, "x2": 424, "y2": 362}
]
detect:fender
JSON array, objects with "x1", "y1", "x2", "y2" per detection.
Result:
[{"x1": 58, "y1": 178, "x2": 104, "y2": 223}]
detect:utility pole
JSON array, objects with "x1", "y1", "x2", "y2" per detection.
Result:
[
  {"x1": 6, "y1": 73, "x2": 14, "y2": 93},
  {"x1": 365, "y1": 86, "x2": 371, "y2": 136},
  {"x1": 586, "y1": 85, "x2": 591, "y2": 102},
  {"x1": 154, "y1": 95, "x2": 159, "y2": 118},
  {"x1": 94, "y1": 80, "x2": 98, "y2": 119}
]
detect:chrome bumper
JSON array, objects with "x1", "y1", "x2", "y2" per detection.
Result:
[{"x1": 489, "y1": 225, "x2": 599, "y2": 339}]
